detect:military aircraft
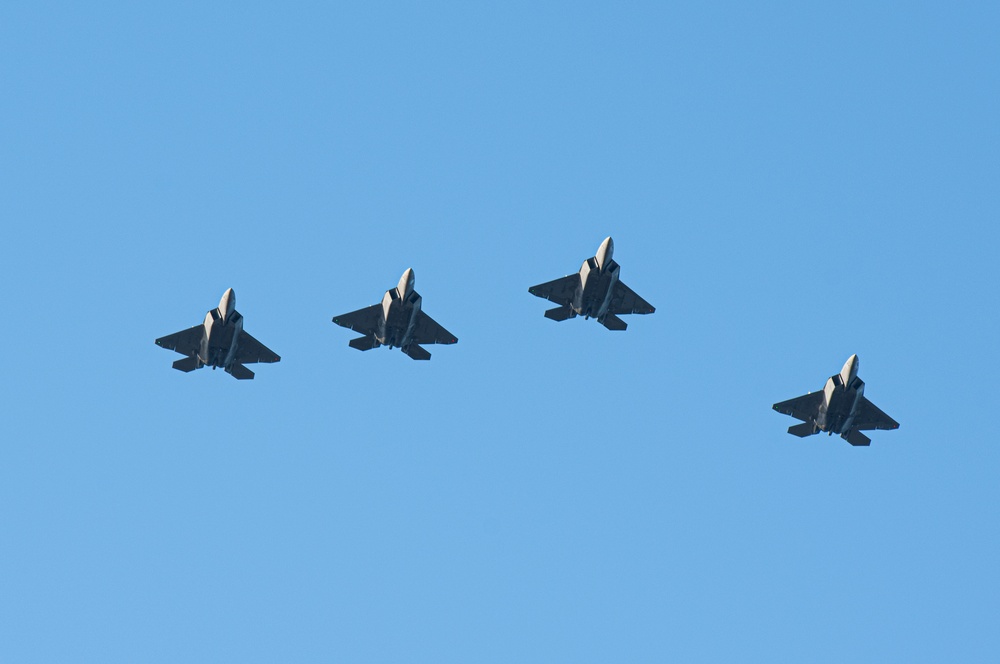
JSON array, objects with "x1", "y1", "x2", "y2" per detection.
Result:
[
  {"x1": 155, "y1": 288, "x2": 280, "y2": 380},
  {"x1": 528, "y1": 236, "x2": 654, "y2": 330},
  {"x1": 772, "y1": 354, "x2": 899, "y2": 446},
  {"x1": 332, "y1": 268, "x2": 457, "y2": 360}
]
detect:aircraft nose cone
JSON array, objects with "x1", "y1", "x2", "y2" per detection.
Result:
[
  {"x1": 596, "y1": 236, "x2": 614, "y2": 269},
  {"x1": 219, "y1": 288, "x2": 236, "y2": 320},
  {"x1": 840, "y1": 354, "x2": 860, "y2": 384},
  {"x1": 397, "y1": 268, "x2": 415, "y2": 298}
]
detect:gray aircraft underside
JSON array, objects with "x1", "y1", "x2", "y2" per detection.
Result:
[
  {"x1": 772, "y1": 354, "x2": 899, "y2": 446},
  {"x1": 332, "y1": 268, "x2": 457, "y2": 360},
  {"x1": 528, "y1": 237, "x2": 654, "y2": 330},
  {"x1": 155, "y1": 288, "x2": 281, "y2": 380}
]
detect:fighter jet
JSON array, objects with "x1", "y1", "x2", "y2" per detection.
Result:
[
  {"x1": 528, "y1": 237, "x2": 654, "y2": 330},
  {"x1": 154, "y1": 288, "x2": 280, "y2": 380},
  {"x1": 332, "y1": 268, "x2": 457, "y2": 360},
  {"x1": 772, "y1": 354, "x2": 899, "y2": 446}
]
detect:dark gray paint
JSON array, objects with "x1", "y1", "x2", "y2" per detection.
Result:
[
  {"x1": 332, "y1": 268, "x2": 457, "y2": 361},
  {"x1": 772, "y1": 354, "x2": 899, "y2": 446},
  {"x1": 528, "y1": 237, "x2": 654, "y2": 330},
  {"x1": 154, "y1": 288, "x2": 280, "y2": 380}
]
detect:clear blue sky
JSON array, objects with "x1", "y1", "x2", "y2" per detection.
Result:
[{"x1": 2, "y1": 2, "x2": 998, "y2": 661}]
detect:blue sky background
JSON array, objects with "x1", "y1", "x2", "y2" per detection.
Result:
[{"x1": 1, "y1": 2, "x2": 998, "y2": 661}]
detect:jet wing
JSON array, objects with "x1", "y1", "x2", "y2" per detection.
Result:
[
  {"x1": 410, "y1": 310, "x2": 458, "y2": 345},
  {"x1": 155, "y1": 325, "x2": 204, "y2": 357},
  {"x1": 772, "y1": 391, "x2": 824, "y2": 422},
  {"x1": 235, "y1": 331, "x2": 280, "y2": 364},
  {"x1": 609, "y1": 280, "x2": 655, "y2": 315},
  {"x1": 528, "y1": 274, "x2": 580, "y2": 307},
  {"x1": 853, "y1": 396, "x2": 899, "y2": 431},
  {"x1": 332, "y1": 304, "x2": 382, "y2": 336}
]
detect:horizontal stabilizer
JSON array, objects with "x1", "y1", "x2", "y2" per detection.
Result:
[
  {"x1": 349, "y1": 335, "x2": 379, "y2": 351},
  {"x1": 172, "y1": 356, "x2": 201, "y2": 373},
  {"x1": 544, "y1": 305, "x2": 575, "y2": 322},
  {"x1": 788, "y1": 422, "x2": 819, "y2": 437},
  {"x1": 843, "y1": 429, "x2": 871, "y2": 447},
  {"x1": 403, "y1": 344, "x2": 431, "y2": 361},
  {"x1": 227, "y1": 363, "x2": 255, "y2": 380},
  {"x1": 599, "y1": 314, "x2": 628, "y2": 331}
]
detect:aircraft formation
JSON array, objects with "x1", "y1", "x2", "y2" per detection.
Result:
[{"x1": 155, "y1": 236, "x2": 900, "y2": 446}]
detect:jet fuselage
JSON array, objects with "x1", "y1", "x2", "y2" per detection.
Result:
[
  {"x1": 156, "y1": 287, "x2": 280, "y2": 379},
  {"x1": 773, "y1": 354, "x2": 897, "y2": 446},
  {"x1": 333, "y1": 267, "x2": 456, "y2": 360},
  {"x1": 200, "y1": 288, "x2": 243, "y2": 369},
  {"x1": 574, "y1": 237, "x2": 620, "y2": 319},
  {"x1": 816, "y1": 355, "x2": 864, "y2": 434},
  {"x1": 377, "y1": 268, "x2": 421, "y2": 349}
]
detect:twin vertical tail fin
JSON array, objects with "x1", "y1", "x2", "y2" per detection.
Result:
[
  {"x1": 349, "y1": 336, "x2": 380, "y2": 351},
  {"x1": 544, "y1": 305, "x2": 576, "y2": 322},
  {"x1": 788, "y1": 422, "x2": 819, "y2": 437},
  {"x1": 403, "y1": 344, "x2": 431, "y2": 361},
  {"x1": 843, "y1": 429, "x2": 871, "y2": 447},
  {"x1": 172, "y1": 356, "x2": 202, "y2": 373},
  {"x1": 599, "y1": 314, "x2": 627, "y2": 331},
  {"x1": 226, "y1": 363, "x2": 255, "y2": 380}
]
